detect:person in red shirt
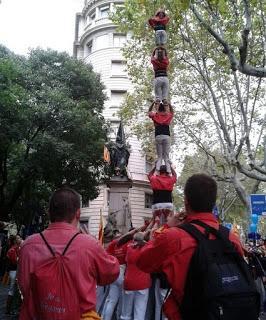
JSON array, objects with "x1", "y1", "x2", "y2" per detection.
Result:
[
  {"x1": 148, "y1": 165, "x2": 177, "y2": 226},
  {"x1": 151, "y1": 49, "x2": 169, "y2": 104},
  {"x1": 5, "y1": 235, "x2": 21, "y2": 315},
  {"x1": 121, "y1": 233, "x2": 151, "y2": 320},
  {"x1": 149, "y1": 102, "x2": 174, "y2": 175},
  {"x1": 18, "y1": 187, "x2": 119, "y2": 320},
  {"x1": 151, "y1": 47, "x2": 169, "y2": 104},
  {"x1": 148, "y1": 9, "x2": 170, "y2": 46},
  {"x1": 101, "y1": 230, "x2": 129, "y2": 320},
  {"x1": 137, "y1": 174, "x2": 244, "y2": 320}
]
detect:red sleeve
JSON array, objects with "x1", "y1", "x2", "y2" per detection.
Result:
[
  {"x1": 93, "y1": 241, "x2": 120, "y2": 286},
  {"x1": 148, "y1": 168, "x2": 156, "y2": 182},
  {"x1": 160, "y1": 16, "x2": 170, "y2": 25},
  {"x1": 148, "y1": 17, "x2": 156, "y2": 28},
  {"x1": 7, "y1": 247, "x2": 18, "y2": 265},
  {"x1": 148, "y1": 112, "x2": 155, "y2": 119},
  {"x1": 151, "y1": 57, "x2": 169, "y2": 70},
  {"x1": 137, "y1": 231, "x2": 174, "y2": 273},
  {"x1": 229, "y1": 232, "x2": 244, "y2": 256},
  {"x1": 106, "y1": 240, "x2": 117, "y2": 255}
]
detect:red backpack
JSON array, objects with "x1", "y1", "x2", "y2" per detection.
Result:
[{"x1": 29, "y1": 232, "x2": 81, "y2": 320}]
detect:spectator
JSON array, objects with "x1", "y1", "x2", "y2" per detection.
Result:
[
  {"x1": 101, "y1": 230, "x2": 129, "y2": 320},
  {"x1": 18, "y1": 187, "x2": 119, "y2": 320},
  {"x1": 5, "y1": 235, "x2": 20, "y2": 315},
  {"x1": 137, "y1": 174, "x2": 249, "y2": 320},
  {"x1": 148, "y1": 9, "x2": 170, "y2": 45}
]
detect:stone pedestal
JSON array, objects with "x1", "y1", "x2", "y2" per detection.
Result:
[{"x1": 107, "y1": 176, "x2": 132, "y2": 234}]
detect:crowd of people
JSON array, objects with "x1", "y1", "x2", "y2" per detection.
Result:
[
  {"x1": 0, "y1": 172, "x2": 264, "y2": 319},
  {"x1": 0, "y1": 8, "x2": 265, "y2": 320}
]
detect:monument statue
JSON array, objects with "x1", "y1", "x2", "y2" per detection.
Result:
[
  {"x1": 106, "y1": 122, "x2": 130, "y2": 177},
  {"x1": 103, "y1": 122, "x2": 132, "y2": 241}
]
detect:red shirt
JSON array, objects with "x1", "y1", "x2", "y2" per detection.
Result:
[
  {"x1": 137, "y1": 213, "x2": 244, "y2": 320},
  {"x1": 151, "y1": 56, "x2": 169, "y2": 71},
  {"x1": 124, "y1": 244, "x2": 151, "y2": 291},
  {"x1": 106, "y1": 238, "x2": 128, "y2": 265},
  {"x1": 149, "y1": 112, "x2": 173, "y2": 126},
  {"x1": 148, "y1": 16, "x2": 170, "y2": 29},
  {"x1": 18, "y1": 222, "x2": 119, "y2": 318},
  {"x1": 148, "y1": 171, "x2": 177, "y2": 191}
]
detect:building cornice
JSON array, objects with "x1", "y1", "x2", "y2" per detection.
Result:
[{"x1": 79, "y1": 22, "x2": 116, "y2": 45}]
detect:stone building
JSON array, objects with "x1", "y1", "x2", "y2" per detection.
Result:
[{"x1": 73, "y1": 0, "x2": 152, "y2": 236}]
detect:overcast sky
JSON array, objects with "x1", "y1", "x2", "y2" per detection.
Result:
[{"x1": 0, "y1": 0, "x2": 83, "y2": 56}]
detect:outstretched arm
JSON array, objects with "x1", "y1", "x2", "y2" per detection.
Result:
[{"x1": 148, "y1": 102, "x2": 155, "y2": 112}]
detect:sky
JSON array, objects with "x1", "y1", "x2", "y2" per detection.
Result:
[{"x1": 0, "y1": 0, "x2": 84, "y2": 56}]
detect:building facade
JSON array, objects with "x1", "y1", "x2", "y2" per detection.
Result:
[{"x1": 74, "y1": 0, "x2": 152, "y2": 236}]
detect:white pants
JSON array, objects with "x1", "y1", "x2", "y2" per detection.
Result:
[
  {"x1": 155, "y1": 135, "x2": 171, "y2": 173},
  {"x1": 154, "y1": 77, "x2": 169, "y2": 101},
  {"x1": 120, "y1": 288, "x2": 149, "y2": 320},
  {"x1": 155, "y1": 279, "x2": 168, "y2": 320},
  {"x1": 102, "y1": 265, "x2": 125, "y2": 320}
]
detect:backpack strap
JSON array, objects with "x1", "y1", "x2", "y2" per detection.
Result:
[
  {"x1": 40, "y1": 232, "x2": 80, "y2": 257},
  {"x1": 40, "y1": 232, "x2": 55, "y2": 257},
  {"x1": 189, "y1": 220, "x2": 235, "y2": 250},
  {"x1": 178, "y1": 223, "x2": 207, "y2": 242},
  {"x1": 62, "y1": 232, "x2": 80, "y2": 256}
]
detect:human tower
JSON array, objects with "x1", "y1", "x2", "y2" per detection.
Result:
[{"x1": 147, "y1": 9, "x2": 177, "y2": 227}]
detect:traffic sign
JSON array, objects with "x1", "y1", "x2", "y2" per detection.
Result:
[{"x1": 250, "y1": 194, "x2": 266, "y2": 216}]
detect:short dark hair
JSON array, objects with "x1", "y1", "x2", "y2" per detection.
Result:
[
  {"x1": 159, "y1": 165, "x2": 167, "y2": 173},
  {"x1": 158, "y1": 102, "x2": 165, "y2": 112},
  {"x1": 184, "y1": 174, "x2": 217, "y2": 212},
  {"x1": 49, "y1": 187, "x2": 81, "y2": 223}
]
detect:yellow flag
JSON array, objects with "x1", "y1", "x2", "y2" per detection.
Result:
[{"x1": 103, "y1": 145, "x2": 110, "y2": 163}]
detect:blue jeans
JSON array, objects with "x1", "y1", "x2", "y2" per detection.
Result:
[
  {"x1": 102, "y1": 265, "x2": 125, "y2": 320},
  {"x1": 120, "y1": 288, "x2": 149, "y2": 320}
]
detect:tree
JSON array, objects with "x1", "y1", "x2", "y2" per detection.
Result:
[
  {"x1": 113, "y1": 1, "x2": 266, "y2": 212},
  {"x1": 0, "y1": 46, "x2": 107, "y2": 222}
]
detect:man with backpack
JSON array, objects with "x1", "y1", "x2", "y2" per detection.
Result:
[
  {"x1": 18, "y1": 187, "x2": 119, "y2": 320},
  {"x1": 137, "y1": 174, "x2": 260, "y2": 320}
]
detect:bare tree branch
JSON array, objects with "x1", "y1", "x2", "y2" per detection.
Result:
[{"x1": 190, "y1": 3, "x2": 266, "y2": 77}]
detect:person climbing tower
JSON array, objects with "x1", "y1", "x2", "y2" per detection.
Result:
[
  {"x1": 148, "y1": 101, "x2": 173, "y2": 175},
  {"x1": 151, "y1": 47, "x2": 169, "y2": 105},
  {"x1": 148, "y1": 9, "x2": 170, "y2": 46}
]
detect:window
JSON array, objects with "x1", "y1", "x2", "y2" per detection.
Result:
[
  {"x1": 99, "y1": 5, "x2": 109, "y2": 18},
  {"x1": 111, "y1": 60, "x2": 126, "y2": 76},
  {"x1": 113, "y1": 34, "x2": 126, "y2": 47},
  {"x1": 87, "y1": 10, "x2": 95, "y2": 24},
  {"x1": 145, "y1": 193, "x2": 153, "y2": 209},
  {"x1": 86, "y1": 40, "x2": 93, "y2": 55},
  {"x1": 110, "y1": 90, "x2": 127, "y2": 107},
  {"x1": 95, "y1": 34, "x2": 109, "y2": 50}
]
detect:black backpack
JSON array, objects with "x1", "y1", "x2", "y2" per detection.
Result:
[{"x1": 178, "y1": 220, "x2": 260, "y2": 320}]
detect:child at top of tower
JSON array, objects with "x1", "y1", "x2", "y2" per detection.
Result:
[{"x1": 148, "y1": 9, "x2": 170, "y2": 46}]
